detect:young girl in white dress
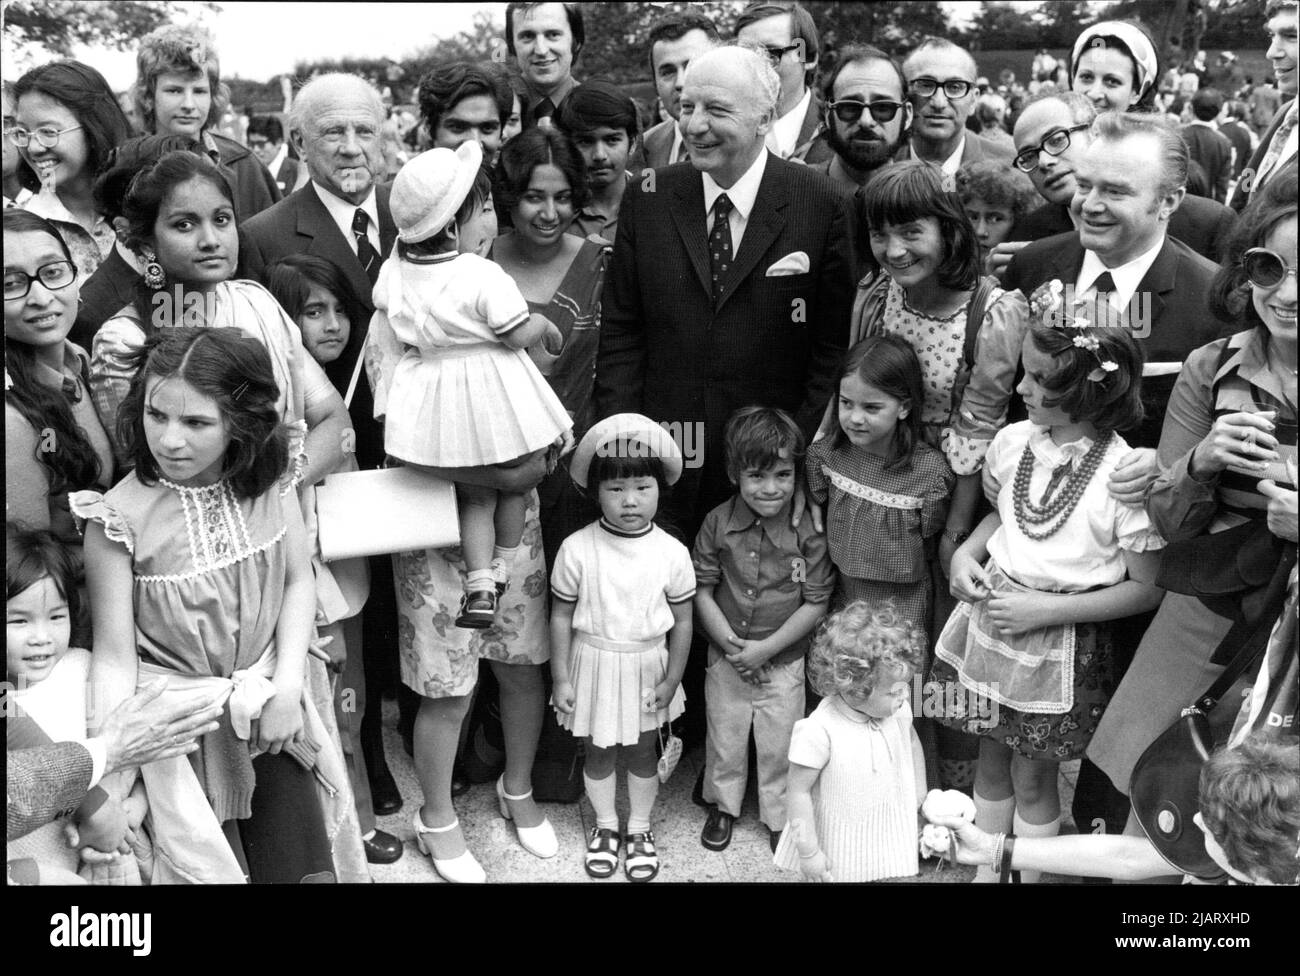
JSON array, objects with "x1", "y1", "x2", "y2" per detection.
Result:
[
  {"x1": 931, "y1": 291, "x2": 1166, "y2": 882},
  {"x1": 550, "y1": 414, "x2": 694, "y2": 883},
  {"x1": 373, "y1": 140, "x2": 571, "y2": 628},
  {"x1": 774, "y1": 600, "x2": 928, "y2": 882}
]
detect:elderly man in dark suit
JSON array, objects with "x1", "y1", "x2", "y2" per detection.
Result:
[
  {"x1": 642, "y1": 9, "x2": 720, "y2": 169},
  {"x1": 596, "y1": 43, "x2": 854, "y2": 537},
  {"x1": 239, "y1": 72, "x2": 404, "y2": 864}
]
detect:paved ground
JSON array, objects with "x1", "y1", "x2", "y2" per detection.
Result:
[{"x1": 365, "y1": 697, "x2": 1081, "y2": 884}]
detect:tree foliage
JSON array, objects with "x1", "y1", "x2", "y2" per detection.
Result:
[{"x1": 4, "y1": 0, "x2": 220, "y2": 56}]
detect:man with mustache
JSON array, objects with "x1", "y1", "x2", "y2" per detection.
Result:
[
  {"x1": 807, "y1": 44, "x2": 912, "y2": 193},
  {"x1": 507, "y1": 2, "x2": 584, "y2": 129},
  {"x1": 897, "y1": 37, "x2": 1012, "y2": 190}
]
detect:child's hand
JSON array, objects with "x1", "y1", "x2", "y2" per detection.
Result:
[
  {"x1": 553, "y1": 678, "x2": 576, "y2": 715},
  {"x1": 651, "y1": 677, "x2": 680, "y2": 711},
  {"x1": 256, "y1": 689, "x2": 304, "y2": 754},
  {"x1": 798, "y1": 849, "x2": 833, "y2": 882},
  {"x1": 949, "y1": 548, "x2": 992, "y2": 603},
  {"x1": 986, "y1": 590, "x2": 1058, "y2": 637},
  {"x1": 307, "y1": 633, "x2": 344, "y2": 673},
  {"x1": 71, "y1": 798, "x2": 130, "y2": 855}
]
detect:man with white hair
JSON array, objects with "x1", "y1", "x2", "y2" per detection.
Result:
[
  {"x1": 595, "y1": 44, "x2": 854, "y2": 539},
  {"x1": 240, "y1": 72, "x2": 404, "y2": 867}
]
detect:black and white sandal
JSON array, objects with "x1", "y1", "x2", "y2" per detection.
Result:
[
  {"x1": 624, "y1": 830, "x2": 659, "y2": 883},
  {"x1": 584, "y1": 826, "x2": 620, "y2": 879}
]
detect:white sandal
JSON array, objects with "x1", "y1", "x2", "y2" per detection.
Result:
[
  {"x1": 496, "y1": 776, "x2": 559, "y2": 859},
  {"x1": 412, "y1": 811, "x2": 486, "y2": 884}
]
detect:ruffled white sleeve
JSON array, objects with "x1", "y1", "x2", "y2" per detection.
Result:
[{"x1": 68, "y1": 490, "x2": 134, "y2": 554}]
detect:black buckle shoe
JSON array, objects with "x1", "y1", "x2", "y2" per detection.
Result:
[{"x1": 455, "y1": 589, "x2": 497, "y2": 629}]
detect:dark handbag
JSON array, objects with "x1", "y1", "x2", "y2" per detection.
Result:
[{"x1": 1129, "y1": 548, "x2": 1293, "y2": 880}]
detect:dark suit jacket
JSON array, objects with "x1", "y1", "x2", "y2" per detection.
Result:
[
  {"x1": 1219, "y1": 119, "x2": 1254, "y2": 180},
  {"x1": 274, "y1": 156, "x2": 303, "y2": 196},
  {"x1": 70, "y1": 245, "x2": 140, "y2": 353},
  {"x1": 240, "y1": 182, "x2": 397, "y2": 469},
  {"x1": 211, "y1": 131, "x2": 281, "y2": 222},
  {"x1": 1229, "y1": 97, "x2": 1296, "y2": 212},
  {"x1": 7, "y1": 742, "x2": 94, "y2": 841},
  {"x1": 791, "y1": 92, "x2": 831, "y2": 164},
  {"x1": 642, "y1": 119, "x2": 679, "y2": 170},
  {"x1": 896, "y1": 130, "x2": 1015, "y2": 167},
  {"x1": 1010, "y1": 195, "x2": 1237, "y2": 263},
  {"x1": 1005, "y1": 232, "x2": 1234, "y2": 448},
  {"x1": 594, "y1": 154, "x2": 856, "y2": 532},
  {"x1": 1181, "y1": 123, "x2": 1234, "y2": 203}
]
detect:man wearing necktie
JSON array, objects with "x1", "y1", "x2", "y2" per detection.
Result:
[
  {"x1": 640, "y1": 10, "x2": 720, "y2": 169},
  {"x1": 239, "y1": 72, "x2": 406, "y2": 862},
  {"x1": 507, "y1": 2, "x2": 583, "y2": 130},
  {"x1": 1229, "y1": 0, "x2": 1297, "y2": 212}
]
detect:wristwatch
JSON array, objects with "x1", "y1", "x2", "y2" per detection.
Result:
[{"x1": 942, "y1": 528, "x2": 970, "y2": 545}]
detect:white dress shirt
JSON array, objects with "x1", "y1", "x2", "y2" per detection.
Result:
[
  {"x1": 910, "y1": 136, "x2": 966, "y2": 190},
  {"x1": 311, "y1": 181, "x2": 380, "y2": 256},
  {"x1": 1076, "y1": 236, "x2": 1165, "y2": 311},
  {"x1": 702, "y1": 148, "x2": 769, "y2": 254},
  {"x1": 765, "y1": 88, "x2": 812, "y2": 159}
]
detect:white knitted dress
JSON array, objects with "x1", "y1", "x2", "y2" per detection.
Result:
[{"x1": 773, "y1": 696, "x2": 919, "y2": 882}]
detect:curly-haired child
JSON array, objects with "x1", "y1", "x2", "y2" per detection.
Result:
[{"x1": 773, "y1": 600, "x2": 927, "y2": 882}]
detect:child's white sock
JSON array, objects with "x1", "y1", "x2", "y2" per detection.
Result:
[
  {"x1": 584, "y1": 771, "x2": 618, "y2": 831},
  {"x1": 972, "y1": 792, "x2": 1015, "y2": 884},
  {"x1": 490, "y1": 545, "x2": 518, "y2": 587},
  {"x1": 1012, "y1": 810, "x2": 1061, "y2": 884},
  {"x1": 465, "y1": 568, "x2": 495, "y2": 592},
  {"x1": 626, "y1": 772, "x2": 659, "y2": 835}
]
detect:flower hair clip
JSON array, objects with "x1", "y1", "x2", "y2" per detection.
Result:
[{"x1": 1029, "y1": 280, "x2": 1119, "y2": 383}]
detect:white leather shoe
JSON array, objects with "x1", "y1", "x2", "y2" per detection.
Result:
[
  {"x1": 497, "y1": 776, "x2": 559, "y2": 859},
  {"x1": 412, "y1": 812, "x2": 486, "y2": 883}
]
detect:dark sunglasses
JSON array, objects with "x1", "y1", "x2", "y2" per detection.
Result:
[
  {"x1": 1242, "y1": 247, "x2": 1299, "y2": 289},
  {"x1": 827, "y1": 99, "x2": 906, "y2": 125}
]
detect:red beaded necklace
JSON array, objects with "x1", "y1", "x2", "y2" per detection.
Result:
[{"x1": 1011, "y1": 431, "x2": 1114, "y2": 540}]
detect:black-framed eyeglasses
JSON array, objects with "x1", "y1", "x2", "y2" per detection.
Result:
[
  {"x1": 907, "y1": 78, "x2": 973, "y2": 101},
  {"x1": 7, "y1": 124, "x2": 83, "y2": 149},
  {"x1": 1242, "y1": 247, "x2": 1299, "y2": 289},
  {"x1": 1012, "y1": 123, "x2": 1091, "y2": 173},
  {"x1": 3, "y1": 261, "x2": 77, "y2": 301},
  {"x1": 761, "y1": 43, "x2": 803, "y2": 66},
  {"x1": 828, "y1": 99, "x2": 906, "y2": 125}
]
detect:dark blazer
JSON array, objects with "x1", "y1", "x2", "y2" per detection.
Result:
[
  {"x1": 1005, "y1": 232, "x2": 1234, "y2": 448},
  {"x1": 791, "y1": 92, "x2": 831, "y2": 164},
  {"x1": 1219, "y1": 119, "x2": 1254, "y2": 180},
  {"x1": 240, "y1": 181, "x2": 398, "y2": 469},
  {"x1": 642, "y1": 119, "x2": 679, "y2": 170},
  {"x1": 594, "y1": 153, "x2": 856, "y2": 532},
  {"x1": 210, "y1": 131, "x2": 281, "y2": 221},
  {"x1": 7, "y1": 742, "x2": 94, "y2": 841},
  {"x1": 896, "y1": 130, "x2": 1015, "y2": 167},
  {"x1": 1181, "y1": 123, "x2": 1234, "y2": 203},
  {"x1": 274, "y1": 156, "x2": 303, "y2": 196},
  {"x1": 70, "y1": 245, "x2": 140, "y2": 353},
  {"x1": 1010, "y1": 195, "x2": 1237, "y2": 263},
  {"x1": 1229, "y1": 97, "x2": 1296, "y2": 212}
]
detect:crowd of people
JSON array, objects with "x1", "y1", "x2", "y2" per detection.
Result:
[{"x1": 5, "y1": 1, "x2": 1298, "y2": 887}]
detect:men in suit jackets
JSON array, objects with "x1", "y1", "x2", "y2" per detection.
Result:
[
  {"x1": 1005, "y1": 111, "x2": 1233, "y2": 451},
  {"x1": 641, "y1": 9, "x2": 720, "y2": 169},
  {"x1": 898, "y1": 37, "x2": 1012, "y2": 189},
  {"x1": 1182, "y1": 88, "x2": 1234, "y2": 203},
  {"x1": 998, "y1": 92, "x2": 1236, "y2": 266},
  {"x1": 1229, "y1": 0, "x2": 1297, "y2": 211},
  {"x1": 239, "y1": 73, "x2": 404, "y2": 855},
  {"x1": 594, "y1": 45, "x2": 855, "y2": 538},
  {"x1": 735, "y1": 2, "x2": 831, "y2": 164},
  {"x1": 248, "y1": 115, "x2": 303, "y2": 196}
]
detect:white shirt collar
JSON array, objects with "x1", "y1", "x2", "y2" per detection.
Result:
[
  {"x1": 765, "y1": 88, "x2": 812, "y2": 159},
  {"x1": 670, "y1": 125, "x2": 686, "y2": 164},
  {"x1": 312, "y1": 181, "x2": 379, "y2": 251},
  {"x1": 268, "y1": 142, "x2": 289, "y2": 175},
  {"x1": 702, "y1": 148, "x2": 768, "y2": 220},
  {"x1": 910, "y1": 135, "x2": 966, "y2": 178},
  {"x1": 1078, "y1": 234, "x2": 1167, "y2": 309}
]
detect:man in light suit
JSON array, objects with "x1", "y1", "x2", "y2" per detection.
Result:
[
  {"x1": 897, "y1": 37, "x2": 1013, "y2": 188},
  {"x1": 641, "y1": 9, "x2": 720, "y2": 170},
  {"x1": 1229, "y1": 0, "x2": 1297, "y2": 212},
  {"x1": 735, "y1": 2, "x2": 831, "y2": 164},
  {"x1": 594, "y1": 44, "x2": 855, "y2": 541},
  {"x1": 239, "y1": 72, "x2": 404, "y2": 863}
]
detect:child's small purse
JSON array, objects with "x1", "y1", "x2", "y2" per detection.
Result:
[{"x1": 656, "y1": 722, "x2": 683, "y2": 784}]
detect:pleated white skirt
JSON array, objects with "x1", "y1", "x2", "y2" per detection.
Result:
[{"x1": 556, "y1": 631, "x2": 686, "y2": 748}]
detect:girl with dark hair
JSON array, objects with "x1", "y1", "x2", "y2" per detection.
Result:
[
  {"x1": 4, "y1": 209, "x2": 113, "y2": 644},
  {"x1": 1088, "y1": 165, "x2": 1298, "y2": 842},
  {"x1": 807, "y1": 334, "x2": 955, "y2": 629},
  {"x1": 1069, "y1": 20, "x2": 1162, "y2": 114},
  {"x1": 88, "y1": 150, "x2": 349, "y2": 484},
  {"x1": 72, "y1": 327, "x2": 365, "y2": 883},
  {"x1": 12, "y1": 60, "x2": 132, "y2": 276},
  {"x1": 931, "y1": 288, "x2": 1165, "y2": 882}
]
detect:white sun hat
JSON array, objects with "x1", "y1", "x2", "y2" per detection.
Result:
[{"x1": 390, "y1": 139, "x2": 483, "y2": 244}]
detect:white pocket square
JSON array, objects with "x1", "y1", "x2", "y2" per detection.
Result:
[{"x1": 765, "y1": 252, "x2": 810, "y2": 276}]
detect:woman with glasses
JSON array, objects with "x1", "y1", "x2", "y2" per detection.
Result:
[
  {"x1": 1069, "y1": 20, "x2": 1162, "y2": 114},
  {"x1": 4, "y1": 209, "x2": 115, "y2": 643},
  {"x1": 11, "y1": 61, "x2": 132, "y2": 278},
  {"x1": 1088, "y1": 165, "x2": 1298, "y2": 846}
]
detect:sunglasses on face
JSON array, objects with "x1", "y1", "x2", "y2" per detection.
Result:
[
  {"x1": 762, "y1": 43, "x2": 803, "y2": 66},
  {"x1": 907, "y1": 78, "x2": 973, "y2": 100},
  {"x1": 1012, "y1": 123, "x2": 1091, "y2": 173},
  {"x1": 7, "y1": 124, "x2": 83, "y2": 149},
  {"x1": 828, "y1": 99, "x2": 906, "y2": 125},
  {"x1": 1242, "y1": 247, "x2": 1299, "y2": 289},
  {"x1": 3, "y1": 260, "x2": 77, "y2": 301}
]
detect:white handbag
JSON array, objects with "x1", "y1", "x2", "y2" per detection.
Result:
[{"x1": 314, "y1": 346, "x2": 461, "y2": 562}]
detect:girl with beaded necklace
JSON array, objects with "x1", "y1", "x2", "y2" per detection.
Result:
[{"x1": 929, "y1": 286, "x2": 1167, "y2": 882}]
